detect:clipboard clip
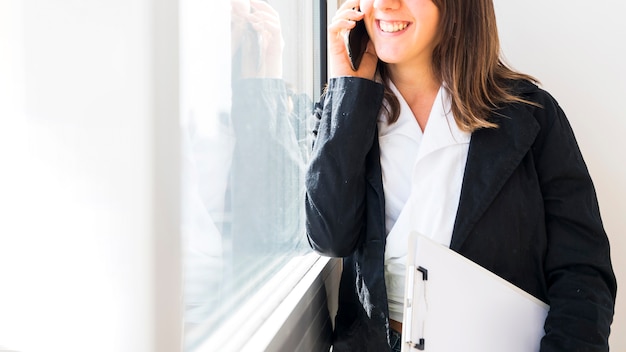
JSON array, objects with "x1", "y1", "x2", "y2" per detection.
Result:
[
  {"x1": 408, "y1": 338, "x2": 425, "y2": 350},
  {"x1": 405, "y1": 266, "x2": 428, "y2": 350},
  {"x1": 417, "y1": 266, "x2": 428, "y2": 280}
]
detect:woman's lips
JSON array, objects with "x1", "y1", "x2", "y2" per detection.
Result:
[{"x1": 378, "y1": 20, "x2": 410, "y2": 33}]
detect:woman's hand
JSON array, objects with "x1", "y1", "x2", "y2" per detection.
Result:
[
  {"x1": 328, "y1": 0, "x2": 378, "y2": 80},
  {"x1": 232, "y1": 0, "x2": 284, "y2": 78}
]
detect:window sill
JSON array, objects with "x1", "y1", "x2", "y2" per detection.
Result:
[{"x1": 192, "y1": 253, "x2": 341, "y2": 351}]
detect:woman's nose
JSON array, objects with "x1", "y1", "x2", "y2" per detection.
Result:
[{"x1": 373, "y1": 0, "x2": 401, "y2": 11}]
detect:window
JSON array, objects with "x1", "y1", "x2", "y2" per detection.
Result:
[{"x1": 179, "y1": 0, "x2": 326, "y2": 349}]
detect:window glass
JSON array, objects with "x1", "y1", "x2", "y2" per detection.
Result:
[{"x1": 179, "y1": 0, "x2": 320, "y2": 349}]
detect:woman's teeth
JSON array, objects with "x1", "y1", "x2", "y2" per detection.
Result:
[{"x1": 379, "y1": 21, "x2": 409, "y2": 33}]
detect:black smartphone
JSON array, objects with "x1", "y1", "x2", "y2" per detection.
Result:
[{"x1": 344, "y1": 19, "x2": 369, "y2": 71}]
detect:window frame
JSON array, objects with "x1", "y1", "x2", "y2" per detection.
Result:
[{"x1": 178, "y1": 0, "x2": 332, "y2": 350}]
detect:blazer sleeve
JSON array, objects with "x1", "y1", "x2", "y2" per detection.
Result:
[
  {"x1": 305, "y1": 77, "x2": 384, "y2": 257},
  {"x1": 531, "y1": 91, "x2": 617, "y2": 351}
]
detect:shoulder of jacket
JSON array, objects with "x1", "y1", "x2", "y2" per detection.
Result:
[
  {"x1": 509, "y1": 79, "x2": 560, "y2": 110},
  {"x1": 499, "y1": 79, "x2": 564, "y2": 129}
]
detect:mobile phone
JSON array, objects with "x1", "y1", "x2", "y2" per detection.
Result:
[{"x1": 344, "y1": 19, "x2": 369, "y2": 71}]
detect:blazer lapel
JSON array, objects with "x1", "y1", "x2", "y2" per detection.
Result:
[{"x1": 450, "y1": 107, "x2": 540, "y2": 250}]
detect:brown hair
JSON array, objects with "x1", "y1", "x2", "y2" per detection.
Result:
[{"x1": 380, "y1": 0, "x2": 539, "y2": 131}]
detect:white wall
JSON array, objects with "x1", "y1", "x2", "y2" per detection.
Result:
[
  {"x1": 0, "y1": 1, "x2": 181, "y2": 351},
  {"x1": 494, "y1": 1, "x2": 626, "y2": 349}
]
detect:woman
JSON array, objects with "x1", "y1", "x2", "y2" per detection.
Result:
[{"x1": 304, "y1": 0, "x2": 617, "y2": 351}]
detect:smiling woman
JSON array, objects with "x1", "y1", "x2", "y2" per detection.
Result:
[{"x1": 307, "y1": 0, "x2": 617, "y2": 351}]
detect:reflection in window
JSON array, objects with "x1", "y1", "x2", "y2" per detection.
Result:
[{"x1": 179, "y1": 0, "x2": 319, "y2": 349}]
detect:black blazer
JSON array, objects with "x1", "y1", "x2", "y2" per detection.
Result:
[{"x1": 305, "y1": 77, "x2": 617, "y2": 352}]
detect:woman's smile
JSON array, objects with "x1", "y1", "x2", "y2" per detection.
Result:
[
  {"x1": 361, "y1": 0, "x2": 440, "y2": 66},
  {"x1": 377, "y1": 20, "x2": 411, "y2": 34}
]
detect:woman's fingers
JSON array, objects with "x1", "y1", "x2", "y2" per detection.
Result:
[{"x1": 328, "y1": 2, "x2": 376, "y2": 78}]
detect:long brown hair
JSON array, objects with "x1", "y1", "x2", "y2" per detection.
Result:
[{"x1": 380, "y1": 0, "x2": 539, "y2": 131}]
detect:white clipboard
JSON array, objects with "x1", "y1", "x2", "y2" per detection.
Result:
[{"x1": 401, "y1": 232, "x2": 549, "y2": 352}]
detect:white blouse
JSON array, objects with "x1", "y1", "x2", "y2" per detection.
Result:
[{"x1": 378, "y1": 82, "x2": 471, "y2": 322}]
